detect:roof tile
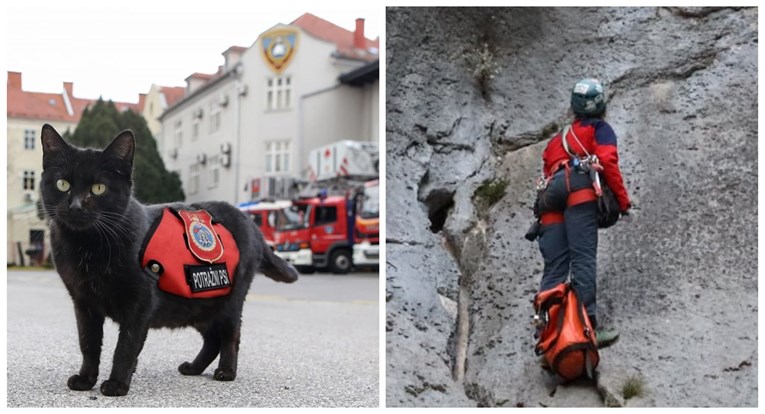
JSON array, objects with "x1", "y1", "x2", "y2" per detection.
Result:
[
  {"x1": 7, "y1": 72, "x2": 142, "y2": 121},
  {"x1": 160, "y1": 86, "x2": 185, "y2": 107},
  {"x1": 291, "y1": 13, "x2": 379, "y2": 61}
]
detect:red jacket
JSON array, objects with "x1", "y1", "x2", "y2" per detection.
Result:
[{"x1": 542, "y1": 118, "x2": 631, "y2": 211}]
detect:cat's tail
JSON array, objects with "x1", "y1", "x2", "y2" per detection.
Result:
[{"x1": 260, "y1": 246, "x2": 299, "y2": 283}]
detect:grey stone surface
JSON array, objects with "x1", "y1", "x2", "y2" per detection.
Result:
[{"x1": 386, "y1": 6, "x2": 757, "y2": 407}]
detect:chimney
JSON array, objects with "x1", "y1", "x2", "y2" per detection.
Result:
[
  {"x1": 354, "y1": 18, "x2": 365, "y2": 49},
  {"x1": 138, "y1": 93, "x2": 147, "y2": 112},
  {"x1": 63, "y1": 81, "x2": 74, "y2": 97},
  {"x1": 8, "y1": 71, "x2": 22, "y2": 90}
]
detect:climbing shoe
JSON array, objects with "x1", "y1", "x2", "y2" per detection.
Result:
[{"x1": 596, "y1": 328, "x2": 620, "y2": 349}]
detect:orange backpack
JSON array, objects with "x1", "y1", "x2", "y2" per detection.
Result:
[{"x1": 533, "y1": 282, "x2": 599, "y2": 381}]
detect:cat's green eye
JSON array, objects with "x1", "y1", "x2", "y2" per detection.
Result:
[
  {"x1": 91, "y1": 183, "x2": 107, "y2": 196},
  {"x1": 56, "y1": 179, "x2": 70, "y2": 192}
]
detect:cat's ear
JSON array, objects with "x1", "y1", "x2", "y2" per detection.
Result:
[
  {"x1": 104, "y1": 129, "x2": 135, "y2": 164},
  {"x1": 41, "y1": 124, "x2": 70, "y2": 156}
]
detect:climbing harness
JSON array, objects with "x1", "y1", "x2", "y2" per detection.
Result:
[{"x1": 533, "y1": 123, "x2": 621, "y2": 228}]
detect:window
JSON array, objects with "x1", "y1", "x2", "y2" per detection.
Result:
[
  {"x1": 24, "y1": 129, "x2": 35, "y2": 150},
  {"x1": 277, "y1": 78, "x2": 283, "y2": 108},
  {"x1": 285, "y1": 77, "x2": 291, "y2": 107},
  {"x1": 174, "y1": 120, "x2": 182, "y2": 147},
  {"x1": 189, "y1": 164, "x2": 200, "y2": 194},
  {"x1": 276, "y1": 204, "x2": 311, "y2": 230},
  {"x1": 208, "y1": 155, "x2": 220, "y2": 189},
  {"x1": 210, "y1": 103, "x2": 221, "y2": 133},
  {"x1": 265, "y1": 140, "x2": 290, "y2": 174},
  {"x1": 192, "y1": 116, "x2": 200, "y2": 141},
  {"x1": 23, "y1": 170, "x2": 35, "y2": 190},
  {"x1": 315, "y1": 206, "x2": 338, "y2": 225},
  {"x1": 266, "y1": 75, "x2": 292, "y2": 110},
  {"x1": 358, "y1": 184, "x2": 380, "y2": 219}
]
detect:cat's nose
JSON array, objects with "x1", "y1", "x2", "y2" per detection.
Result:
[{"x1": 69, "y1": 197, "x2": 83, "y2": 212}]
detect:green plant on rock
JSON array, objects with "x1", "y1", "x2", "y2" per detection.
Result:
[
  {"x1": 466, "y1": 42, "x2": 501, "y2": 97},
  {"x1": 622, "y1": 374, "x2": 645, "y2": 400},
  {"x1": 473, "y1": 178, "x2": 508, "y2": 207}
]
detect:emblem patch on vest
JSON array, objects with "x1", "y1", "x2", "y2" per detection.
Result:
[
  {"x1": 178, "y1": 210, "x2": 224, "y2": 263},
  {"x1": 190, "y1": 221, "x2": 216, "y2": 251},
  {"x1": 184, "y1": 263, "x2": 232, "y2": 293}
]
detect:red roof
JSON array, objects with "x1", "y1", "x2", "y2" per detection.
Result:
[
  {"x1": 291, "y1": 13, "x2": 379, "y2": 61},
  {"x1": 160, "y1": 86, "x2": 185, "y2": 107},
  {"x1": 8, "y1": 87, "x2": 72, "y2": 121},
  {"x1": 186, "y1": 72, "x2": 216, "y2": 81},
  {"x1": 223, "y1": 45, "x2": 248, "y2": 55},
  {"x1": 138, "y1": 93, "x2": 147, "y2": 113},
  {"x1": 7, "y1": 71, "x2": 142, "y2": 122}
]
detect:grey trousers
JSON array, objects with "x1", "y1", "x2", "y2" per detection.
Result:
[{"x1": 537, "y1": 167, "x2": 599, "y2": 326}]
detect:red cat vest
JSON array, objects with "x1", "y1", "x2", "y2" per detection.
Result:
[{"x1": 139, "y1": 208, "x2": 240, "y2": 299}]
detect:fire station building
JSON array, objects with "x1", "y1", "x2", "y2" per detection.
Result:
[{"x1": 159, "y1": 13, "x2": 379, "y2": 205}]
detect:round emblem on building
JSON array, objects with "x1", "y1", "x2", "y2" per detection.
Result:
[
  {"x1": 271, "y1": 37, "x2": 287, "y2": 58},
  {"x1": 260, "y1": 28, "x2": 299, "y2": 74},
  {"x1": 190, "y1": 222, "x2": 217, "y2": 251}
]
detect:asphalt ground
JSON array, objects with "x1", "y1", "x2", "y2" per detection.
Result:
[{"x1": 6, "y1": 269, "x2": 379, "y2": 407}]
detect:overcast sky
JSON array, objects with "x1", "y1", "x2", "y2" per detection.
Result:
[{"x1": 6, "y1": 0, "x2": 382, "y2": 103}]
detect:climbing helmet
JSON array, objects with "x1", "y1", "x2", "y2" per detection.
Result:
[{"x1": 571, "y1": 78, "x2": 606, "y2": 117}]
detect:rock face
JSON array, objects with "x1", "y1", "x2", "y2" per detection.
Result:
[{"x1": 386, "y1": 7, "x2": 757, "y2": 407}]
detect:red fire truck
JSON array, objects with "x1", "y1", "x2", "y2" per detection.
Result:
[
  {"x1": 272, "y1": 181, "x2": 379, "y2": 274},
  {"x1": 272, "y1": 141, "x2": 379, "y2": 274},
  {"x1": 352, "y1": 179, "x2": 379, "y2": 268},
  {"x1": 239, "y1": 199, "x2": 292, "y2": 248}
]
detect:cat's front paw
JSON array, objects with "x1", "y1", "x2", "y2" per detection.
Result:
[
  {"x1": 67, "y1": 374, "x2": 97, "y2": 391},
  {"x1": 213, "y1": 368, "x2": 236, "y2": 381},
  {"x1": 178, "y1": 361, "x2": 204, "y2": 376},
  {"x1": 100, "y1": 379, "x2": 129, "y2": 396}
]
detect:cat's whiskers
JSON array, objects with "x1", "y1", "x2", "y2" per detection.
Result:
[
  {"x1": 97, "y1": 211, "x2": 134, "y2": 235},
  {"x1": 96, "y1": 214, "x2": 134, "y2": 242},
  {"x1": 93, "y1": 219, "x2": 115, "y2": 274},
  {"x1": 77, "y1": 253, "x2": 85, "y2": 270}
]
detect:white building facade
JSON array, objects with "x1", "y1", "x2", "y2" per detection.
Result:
[{"x1": 160, "y1": 14, "x2": 379, "y2": 205}]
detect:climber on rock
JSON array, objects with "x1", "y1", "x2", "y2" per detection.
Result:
[{"x1": 535, "y1": 78, "x2": 631, "y2": 349}]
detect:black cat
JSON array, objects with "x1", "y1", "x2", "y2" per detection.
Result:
[{"x1": 39, "y1": 124, "x2": 298, "y2": 396}]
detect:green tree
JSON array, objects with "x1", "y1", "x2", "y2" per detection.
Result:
[{"x1": 69, "y1": 98, "x2": 185, "y2": 203}]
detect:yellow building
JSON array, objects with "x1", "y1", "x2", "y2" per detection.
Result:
[
  {"x1": 5, "y1": 72, "x2": 141, "y2": 266},
  {"x1": 141, "y1": 84, "x2": 185, "y2": 138}
]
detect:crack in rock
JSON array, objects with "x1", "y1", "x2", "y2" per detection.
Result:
[
  {"x1": 664, "y1": 6, "x2": 744, "y2": 19},
  {"x1": 492, "y1": 118, "x2": 567, "y2": 154},
  {"x1": 464, "y1": 382, "x2": 495, "y2": 407},
  {"x1": 420, "y1": 189, "x2": 456, "y2": 234},
  {"x1": 609, "y1": 48, "x2": 720, "y2": 99},
  {"x1": 405, "y1": 382, "x2": 449, "y2": 398},
  {"x1": 428, "y1": 141, "x2": 476, "y2": 154},
  {"x1": 386, "y1": 238, "x2": 427, "y2": 246}
]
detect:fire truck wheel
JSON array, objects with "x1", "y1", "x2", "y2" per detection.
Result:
[{"x1": 329, "y1": 249, "x2": 352, "y2": 274}]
